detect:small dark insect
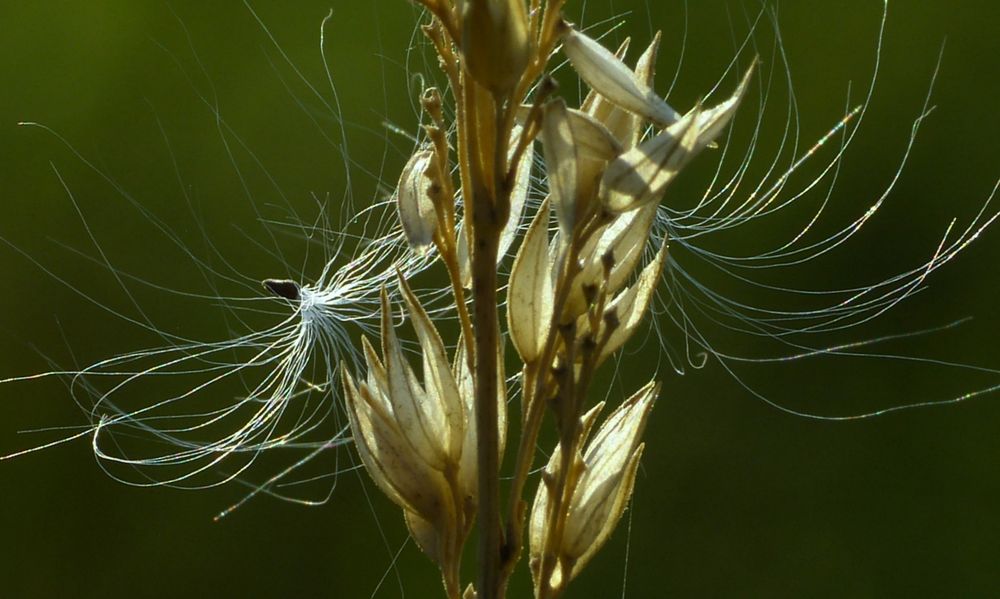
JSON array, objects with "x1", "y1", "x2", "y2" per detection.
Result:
[{"x1": 262, "y1": 279, "x2": 301, "y2": 301}]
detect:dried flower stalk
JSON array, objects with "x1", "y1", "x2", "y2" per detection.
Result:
[
  {"x1": 4, "y1": 2, "x2": 997, "y2": 599},
  {"x1": 340, "y1": 2, "x2": 755, "y2": 596}
]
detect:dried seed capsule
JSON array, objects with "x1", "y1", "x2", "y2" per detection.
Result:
[
  {"x1": 508, "y1": 199, "x2": 554, "y2": 362},
  {"x1": 600, "y1": 63, "x2": 756, "y2": 213},
  {"x1": 600, "y1": 109, "x2": 702, "y2": 213},
  {"x1": 529, "y1": 383, "x2": 657, "y2": 592},
  {"x1": 562, "y1": 202, "x2": 658, "y2": 320},
  {"x1": 541, "y1": 99, "x2": 581, "y2": 237},
  {"x1": 529, "y1": 401, "x2": 606, "y2": 591},
  {"x1": 499, "y1": 124, "x2": 535, "y2": 263},
  {"x1": 342, "y1": 364, "x2": 452, "y2": 526},
  {"x1": 460, "y1": 0, "x2": 531, "y2": 94},
  {"x1": 396, "y1": 147, "x2": 439, "y2": 251},
  {"x1": 560, "y1": 21, "x2": 680, "y2": 127},
  {"x1": 343, "y1": 279, "x2": 480, "y2": 576},
  {"x1": 396, "y1": 275, "x2": 465, "y2": 463},
  {"x1": 575, "y1": 242, "x2": 668, "y2": 365},
  {"x1": 562, "y1": 108, "x2": 623, "y2": 162},
  {"x1": 541, "y1": 100, "x2": 622, "y2": 237}
]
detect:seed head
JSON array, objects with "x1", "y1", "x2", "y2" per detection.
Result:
[
  {"x1": 342, "y1": 282, "x2": 468, "y2": 566},
  {"x1": 529, "y1": 381, "x2": 658, "y2": 594},
  {"x1": 343, "y1": 276, "x2": 507, "y2": 573}
]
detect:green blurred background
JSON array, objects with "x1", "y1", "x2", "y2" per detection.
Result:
[{"x1": 1, "y1": 1, "x2": 998, "y2": 597}]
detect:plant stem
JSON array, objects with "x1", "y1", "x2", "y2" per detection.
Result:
[
  {"x1": 467, "y1": 85, "x2": 511, "y2": 599},
  {"x1": 472, "y1": 218, "x2": 501, "y2": 599}
]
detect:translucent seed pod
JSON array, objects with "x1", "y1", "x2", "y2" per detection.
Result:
[
  {"x1": 560, "y1": 21, "x2": 680, "y2": 127},
  {"x1": 529, "y1": 382, "x2": 658, "y2": 594},
  {"x1": 397, "y1": 146, "x2": 440, "y2": 251}
]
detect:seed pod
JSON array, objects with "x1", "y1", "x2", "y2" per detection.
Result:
[
  {"x1": 600, "y1": 63, "x2": 756, "y2": 212},
  {"x1": 562, "y1": 202, "x2": 658, "y2": 320},
  {"x1": 396, "y1": 274, "x2": 465, "y2": 462},
  {"x1": 380, "y1": 287, "x2": 450, "y2": 470},
  {"x1": 561, "y1": 22, "x2": 680, "y2": 127},
  {"x1": 343, "y1": 279, "x2": 477, "y2": 575},
  {"x1": 623, "y1": 31, "x2": 663, "y2": 147},
  {"x1": 529, "y1": 401, "x2": 605, "y2": 592},
  {"x1": 563, "y1": 108, "x2": 623, "y2": 162},
  {"x1": 580, "y1": 37, "x2": 631, "y2": 115},
  {"x1": 541, "y1": 99, "x2": 581, "y2": 237},
  {"x1": 460, "y1": 0, "x2": 531, "y2": 94},
  {"x1": 454, "y1": 335, "x2": 507, "y2": 501},
  {"x1": 564, "y1": 383, "x2": 658, "y2": 561},
  {"x1": 633, "y1": 32, "x2": 662, "y2": 93},
  {"x1": 342, "y1": 364, "x2": 452, "y2": 526},
  {"x1": 541, "y1": 100, "x2": 622, "y2": 237},
  {"x1": 508, "y1": 199, "x2": 554, "y2": 362},
  {"x1": 695, "y1": 61, "x2": 756, "y2": 143},
  {"x1": 600, "y1": 108, "x2": 701, "y2": 213},
  {"x1": 397, "y1": 147, "x2": 439, "y2": 251},
  {"x1": 575, "y1": 242, "x2": 668, "y2": 364},
  {"x1": 529, "y1": 382, "x2": 658, "y2": 591}
]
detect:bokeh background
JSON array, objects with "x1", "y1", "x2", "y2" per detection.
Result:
[{"x1": 1, "y1": 1, "x2": 998, "y2": 597}]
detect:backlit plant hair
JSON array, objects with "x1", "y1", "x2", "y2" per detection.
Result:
[
  {"x1": 335, "y1": 1, "x2": 997, "y2": 597},
  {"x1": 2, "y1": 2, "x2": 998, "y2": 598}
]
